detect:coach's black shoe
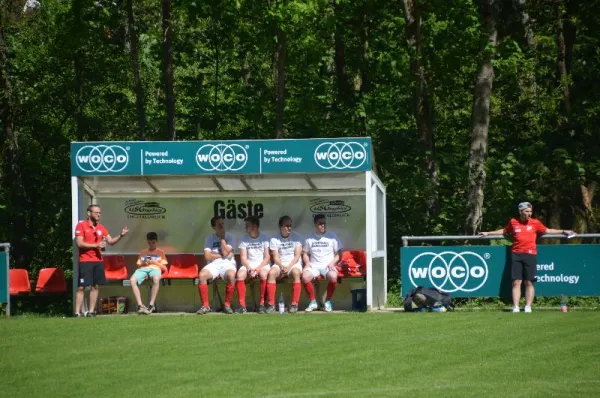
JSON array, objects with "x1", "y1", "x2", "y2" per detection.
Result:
[
  {"x1": 235, "y1": 306, "x2": 247, "y2": 314},
  {"x1": 74, "y1": 313, "x2": 84, "y2": 318},
  {"x1": 223, "y1": 305, "x2": 234, "y2": 314},
  {"x1": 85, "y1": 312, "x2": 97, "y2": 317}
]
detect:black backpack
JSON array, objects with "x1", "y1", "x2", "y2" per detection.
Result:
[{"x1": 404, "y1": 286, "x2": 453, "y2": 312}]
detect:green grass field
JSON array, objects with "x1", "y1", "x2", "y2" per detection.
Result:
[{"x1": 1, "y1": 312, "x2": 599, "y2": 397}]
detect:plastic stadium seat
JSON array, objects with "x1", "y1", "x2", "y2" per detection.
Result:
[
  {"x1": 9, "y1": 269, "x2": 31, "y2": 295},
  {"x1": 35, "y1": 268, "x2": 68, "y2": 294},
  {"x1": 103, "y1": 256, "x2": 128, "y2": 280},
  {"x1": 165, "y1": 254, "x2": 198, "y2": 279}
]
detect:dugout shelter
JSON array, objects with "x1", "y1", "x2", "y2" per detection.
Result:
[{"x1": 70, "y1": 138, "x2": 387, "y2": 312}]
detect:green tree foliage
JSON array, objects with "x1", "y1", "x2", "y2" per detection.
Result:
[{"x1": 0, "y1": 0, "x2": 598, "y2": 285}]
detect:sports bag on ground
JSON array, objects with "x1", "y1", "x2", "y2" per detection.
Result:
[{"x1": 404, "y1": 286, "x2": 453, "y2": 312}]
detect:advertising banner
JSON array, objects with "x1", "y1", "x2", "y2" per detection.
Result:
[
  {"x1": 70, "y1": 138, "x2": 372, "y2": 176},
  {"x1": 87, "y1": 195, "x2": 366, "y2": 254},
  {"x1": 401, "y1": 245, "x2": 600, "y2": 297},
  {"x1": 0, "y1": 251, "x2": 8, "y2": 304}
]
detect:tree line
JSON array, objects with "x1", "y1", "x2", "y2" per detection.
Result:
[{"x1": 0, "y1": 0, "x2": 598, "y2": 284}]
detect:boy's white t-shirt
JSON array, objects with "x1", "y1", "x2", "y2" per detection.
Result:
[
  {"x1": 239, "y1": 232, "x2": 270, "y2": 267},
  {"x1": 270, "y1": 231, "x2": 304, "y2": 267},
  {"x1": 303, "y1": 231, "x2": 342, "y2": 269}
]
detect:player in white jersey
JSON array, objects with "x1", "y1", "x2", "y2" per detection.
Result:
[
  {"x1": 196, "y1": 216, "x2": 237, "y2": 315},
  {"x1": 235, "y1": 216, "x2": 271, "y2": 314},
  {"x1": 265, "y1": 215, "x2": 303, "y2": 313},
  {"x1": 301, "y1": 214, "x2": 341, "y2": 312}
]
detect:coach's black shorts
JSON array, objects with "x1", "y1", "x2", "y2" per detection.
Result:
[
  {"x1": 511, "y1": 253, "x2": 537, "y2": 281},
  {"x1": 78, "y1": 261, "x2": 106, "y2": 286}
]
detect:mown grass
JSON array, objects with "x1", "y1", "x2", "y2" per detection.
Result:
[{"x1": 1, "y1": 312, "x2": 599, "y2": 397}]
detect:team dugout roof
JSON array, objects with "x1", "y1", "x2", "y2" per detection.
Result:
[{"x1": 71, "y1": 138, "x2": 373, "y2": 193}]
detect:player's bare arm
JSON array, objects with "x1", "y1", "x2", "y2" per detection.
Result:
[
  {"x1": 302, "y1": 252, "x2": 311, "y2": 269},
  {"x1": 545, "y1": 228, "x2": 575, "y2": 236},
  {"x1": 479, "y1": 229, "x2": 505, "y2": 237},
  {"x1": 220, "y1": 238, "x2": 232, "y2": 257},
  {"x1": 240, "y1": 249, "x2": 250, "y2": 268},
  {"x1": 272, "y1": 250, "x2": 282, "y2": 268},
  {"x1": 75, "y1": 235, "x2": 102, "y2": 249},
  {"x1": 106, "y1": 226, "x2": 129, "y2": 245},
  {"x1": 286, "y1": 246, "x2": 302, "y2": 269},
  {"x1": 204, "y1": 248, "x2": 222, "y2": 262},
  {"x1": 256, "y1": 247, "x2": 271, "y2": 270},
  {"x1": 327, "y1": 253, "x2": 340, "y2": 271}
]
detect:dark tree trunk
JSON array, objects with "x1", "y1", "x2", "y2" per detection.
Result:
[
  {"x1": 332, "y1": 0, "x2": 350, "y2": 102},
  {"x1": 466, "y1": 0, "x2": 498, "y2": 235},
  {"x1": 275, "y1": 27, "x2": 285, "y2": 138},
  {"x1": 513, "y1": 0, "x2": 536, "y2": 49},
  {"x1": 161, "y1": 0, "x2": 175, "y2": 140},
  {"x1": 556, "y1": 0, "x2": 575, "y2": 130},
  {"x1": 72, "y1": 0, "x2": 85, "y2": 141},
  {"x1": 195, "y1": 70, "x2": 205, "y2": 138},
  {"x1": 401, "y1": 0, "x2": 438, "y2": 217},
  {"x1": 354, "y1": 4, "x2": 369, "y2": 136},
  {"x1": 512, "y1": 0, "x2": 538, "y2": 98},
  {"x1": 126, "y1": 0, "x2": 146, "y2": 141}
]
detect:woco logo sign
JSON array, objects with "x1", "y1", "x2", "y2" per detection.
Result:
[
  {"x1": 314, "y1": 142, "x2": 367, "y2": 170},
  {"x1": 196, "y1": 144, "x2": 248, "y2": 172},
  {"x1": 75, "y1": 145, "x2": 129, "y2": 173},
  {"x1": 408, "y1": 251, "x2": 489, "y2": 293}
]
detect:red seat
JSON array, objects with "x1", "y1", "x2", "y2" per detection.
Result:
[
  {"x1": 165, "y1": 254, "x2": 198, "y2": 279},
  {"x1": 9, "y1": 269, "x2": 31, "y2": 295},
  {"x1": 103, "y1": 256, "x2": 128, "y2": 280},
  {"x1": 35, "y1": 268, "x2": 68, "y2": 294}
]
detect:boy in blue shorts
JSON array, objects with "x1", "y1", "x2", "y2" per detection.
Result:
[{"x1": 130, "y1": 232, "x2": 168, "y2": 314}]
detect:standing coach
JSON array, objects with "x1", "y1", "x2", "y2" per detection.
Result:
[
  {"x1": 479, "y1": 202, "x2": 574, "y2": 313},
  {"x1": 74, "y1": 204, "x2": 129, "y2": 317}
]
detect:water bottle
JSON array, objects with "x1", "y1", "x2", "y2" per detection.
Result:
[
  {"x1": 278, "y1": 293, "x2": 285, "y2": 314},
  {"x1": 560, "y1": 294, "x2": 568, "y2": 312}
]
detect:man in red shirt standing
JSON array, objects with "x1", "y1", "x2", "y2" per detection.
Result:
[
  {"x1": 480, "y1": 202, "x2": 574, "y2": 313},
  {"x1": 74, "y1": 204, "x2": 129, "y2": 317}
]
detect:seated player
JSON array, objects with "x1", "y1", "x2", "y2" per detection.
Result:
[
  {"x1": 130, "y1": 231, "x2": 168, "y2": 315},
  {"x1": 265, "y1": 216, "x2": 303, "y2": 313},
  {"x1": 236, "y1": 216, "x2": 271, "y2": 314},
  {"x1": 301, "y1": 214, "x2": 342, "y2": 312},
  {"x1": 196, "y1": 216, "x2": 237, "y2": 315}
]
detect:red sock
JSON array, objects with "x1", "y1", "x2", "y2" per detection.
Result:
[
  {"x1": 198, "y1": 284, "x2": 209, "y2": 307},
  {"x1": 303, "y1": 281, "x2": 315, "y2": 301},
  {"x1": 326, "y1": 281, "x2": 337, "y2": 300},
  {"x1": 225, "y1": 283, "x2": 235, "y2": 307},
  {"x1": 236, "y1": 280, "x2": 246, "y2": 307},
  {"x1": 292, "y1": 282, "x2": 301, "y2": 305},
  {"x1": 259, "y1": 279, "x2": 267, "y2": 305},
  {"x1": 267, "y1": 282, "x2": 276, "y2": 306}
]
